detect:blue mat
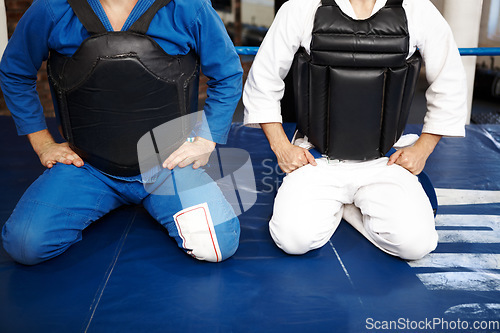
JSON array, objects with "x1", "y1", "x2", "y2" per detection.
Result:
[{"x1": 0, "y1": 116, "x2": 499, "y2": 333}]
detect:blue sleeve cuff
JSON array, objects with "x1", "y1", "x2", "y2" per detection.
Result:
[
  {"x1": 15, "y1": 120, "x2": 48, "y2": 136},
  {"x1": 192, "y1": 110, "x2": 229, "y2": 144}
]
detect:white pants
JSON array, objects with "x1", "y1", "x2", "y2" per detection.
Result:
[{"x1": 269, "y1": 157, "x2": 438, "y2": 260}]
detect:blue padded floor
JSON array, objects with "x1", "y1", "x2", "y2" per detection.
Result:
[{"x1": 0, "y1": 116, "x2": 499, "y2": 333}]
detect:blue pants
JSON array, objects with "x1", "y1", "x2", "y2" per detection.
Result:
[{"x1": 2, "y1": 163, "x2": 240, "y2": 265}]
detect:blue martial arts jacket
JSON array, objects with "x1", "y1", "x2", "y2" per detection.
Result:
[{"x1": 0, "y1": 0, "x2": 243, "y2": 144}]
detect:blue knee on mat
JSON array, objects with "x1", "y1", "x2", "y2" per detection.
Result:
[
  {"x1": 2, "y1": 216, "x2": 74, "y2": 266},
  {"x1": 146, "y1": 166, "x2": 241, "y2": 262},
  {"x1": 214, "y1": 216, "x2": 240, "y2": 260},
  {"x1": 2, "y1": 199, "x2": 83, "y2": 265},
  {"x1": 3, "y1": 227, "x2": 50, "y2": 266},
  {"x1": 169, "y1": 201, "x2": 240, "y2": 263}
]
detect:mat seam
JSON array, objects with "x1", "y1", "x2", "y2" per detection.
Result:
[{"x1": 80, "y1": 211, "x2": 137, "y2": 333}]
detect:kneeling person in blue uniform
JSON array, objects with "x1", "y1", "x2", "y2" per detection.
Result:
[
  {"x1": 243, "y1": 0, "x2": 467, "y2": 260},
  {"x1": 0, "y1": 0, "x2": 243, "y2": 264}
]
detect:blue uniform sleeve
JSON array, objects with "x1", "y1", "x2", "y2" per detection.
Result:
[
  {"x1": 189, "y1": 0, "x2": 243, "y2": 144},
  {"x1": 0, "y1": 0, "x2": 54, "y2": 135}
]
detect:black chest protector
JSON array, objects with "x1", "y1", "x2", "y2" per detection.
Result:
[
  {"x1": 292, "y1": 0, "x2": 422, "y2": 160},
  {"x1": 47, "y1": 0, "x2": 200, "y2": 176}
]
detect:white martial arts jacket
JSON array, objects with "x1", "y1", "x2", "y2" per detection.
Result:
[{"x1": 243, "y1": 0, "x2": 468, "y2": 138}]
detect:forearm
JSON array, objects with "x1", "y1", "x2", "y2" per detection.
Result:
[
  {"x1": 413, "y1": 133, "x2": 442, "y2": 159},
  {"x1": 194, "y1": 2, "x2": 243, "y2": 144},
  {"x1": 261, "y1": 122, "x2": 317, "y2": 173},
  {"x1": 27, "y1": 129, "x2": 57, "y2": 156},
  {"x1": 260, "y1": 122, "x2": 292, "y2": 152}
]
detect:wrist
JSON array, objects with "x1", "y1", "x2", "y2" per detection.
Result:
[
  {"x1": 260, "y1": 122, "x2": 292, "y2": 154},
  {"x1": 194, "y1": 136, "x2": 216, "y2": 149},
  {"x1": 27, "y1": 130, "x2": 57, "y2": 155},
  {"x1": 270, "y1": 139, "x2": 293, "y2": 154},
  {"x1": 414, "y1": 133, "x2": 442, "y2": 157}
]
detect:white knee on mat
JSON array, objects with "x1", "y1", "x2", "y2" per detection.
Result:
[
  {"x1": 174, "y1": 202, "x2": 222, "y2": 263},
  {"x1": 393, "y1": 232, "x2": 438, "y2": 261},
  {"x1": 367, "y1": 225, "x2": 439, "y2": 261},
  {"x1": 342, "y1": 204, "x2": 437, "y2": 259},
  {"x1": 269, "y1": 219, "x2": 316, "y2": 255}
]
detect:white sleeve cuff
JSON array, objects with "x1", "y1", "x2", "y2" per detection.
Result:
[
  {"x1": 422, "y1": 124, "x2": 466, "y2": 138},
  {"x1": 243, "y1": 108, "x2": 283, "y2": 128}
]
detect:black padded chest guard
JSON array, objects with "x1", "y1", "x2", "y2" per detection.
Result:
[
  {"x1": 292, "y1": 0, "x2": 422, "y2": 160},
  {"x1": 47, "y1": 0, "x2": 200, "y2": 176}
]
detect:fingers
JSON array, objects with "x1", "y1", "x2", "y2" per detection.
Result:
[
  {"x1": 192, "y1": 159, "x2": 202, "y2": 170},
  {"x1": 66, "y1": 154, "x2": 84, "y2": 167},
  {"x1": 387, "y1": 149, "x2": 403, "y2": 165},
  {"x1": 305, "y1": 150, "x2": 317, "y2": 166},
  {"x1": 280, "y1": 148, "x2": 317, "y2": 173},
  {"x1": 278, "y1": 162, "x2": 295, "y2": 174},
  {"x1": 280, "y1": 156, "x2": 305, "y2": 173},
  {"x1": 39, "y1": 144, "x2": 84, "y2": 168},
  {"x1": 54, "y1": 149, "x2": 83, "y2": 166},
  {"x1": 177, "y1": 155, "x2": 197, "y2": 169},
  {"x1": 163, "y1": 141, "x2": 212, "y2": 169},
  {"x1": 163, "y1": 146, "x2": 187, "y2": 169},
  {"x1": 168, "y1": 152, "x2": 210, "y2": 169},
  {"x1": 387, "y1": 149, "x2": 423, "y2": 175},
  {"x1": 59, "y1": 151, "x2": 83, "y2": 166},
  {"x1": 388, "y1": 150, "x2": 410, "y2": 169}
]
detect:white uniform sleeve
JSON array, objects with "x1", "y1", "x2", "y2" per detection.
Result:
[
  {"x1": 0, "y1": 0, "x2": 7, "y2": 57},
  {"x1": 244, "y1": 0, "x2": 468, "y2": 136},
  {"x1": 242, "y1": 0, "x2": 319, "y2": 127},
  {"x1": 409, "y1": 0, "x2": 468, "y2": 137}
]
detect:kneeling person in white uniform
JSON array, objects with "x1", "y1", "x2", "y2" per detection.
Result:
[{"x1": 243, "y1": 0, "x2": 467, "y2": 260}]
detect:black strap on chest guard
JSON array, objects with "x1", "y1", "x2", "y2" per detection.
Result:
[
  {"x1": 68, "y1": 0, "x2": 171, "y2": 34},
  {"x1": 291, "y1": 0, "x2": 422, "y2": 160},
  {"x1": 48, "y1": 0, "x2": 200, "y2": 177}
]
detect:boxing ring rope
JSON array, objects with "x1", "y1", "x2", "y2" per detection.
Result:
[
  {"x1": 235, "y1": 46, "x2": 259, "y2": 56},
  {"x1": 459, "y1": 47, "x2": 500, "y2": 56},
  {"x1": 235, "y1": 46, "x2": 500, "y2": 56}
]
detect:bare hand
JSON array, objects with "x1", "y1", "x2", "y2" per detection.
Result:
[
  {"x1": 274, "y1": 142, "x2": 317, "y2": 173},
  {"x1": 259, "y1": 122, "x2": 317, "y2": 173},
  {"x1": 162, "y1": 137, "x2": 216, "y2": 170},
  {"x1": 387, "y1": 147, "x2": 427, "y2": 175},
  {"x1": 37, "y1": 142, "x2": 84, "y2": 169},
  {"x1": 387, "y1": 133, "x2": 441, "y2": 175}
]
